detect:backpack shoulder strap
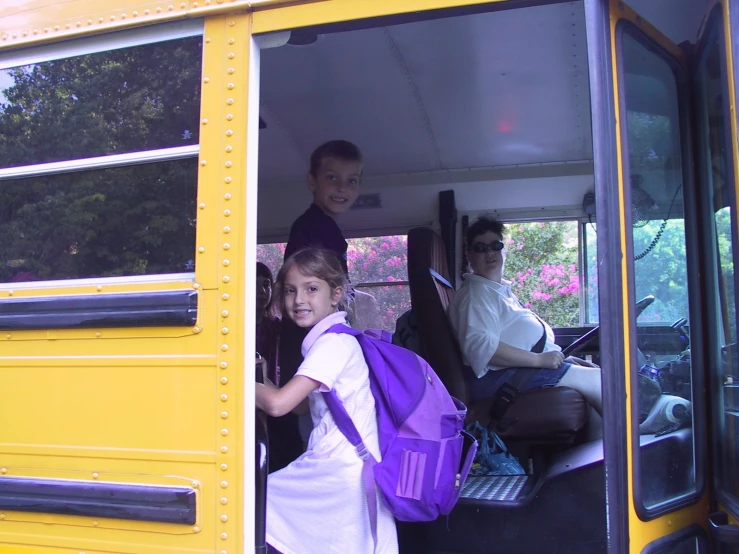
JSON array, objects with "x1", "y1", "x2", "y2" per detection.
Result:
[{"x1": 320, "y1": 332, "x2": 380, "y2": 552}]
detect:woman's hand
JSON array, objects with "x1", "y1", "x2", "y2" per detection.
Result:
[
  {"x1": 564, "y1": 355, "x2": 600, "y2": 368},
  {"x1": 537, "y1": 350, "x2": 564, "y2": 369}
]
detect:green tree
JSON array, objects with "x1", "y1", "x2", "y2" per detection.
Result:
[
  {"x1": 0, "y1": 36, "x2": 202, "y2": 282},
  {"x1": 504, "y1": 221, "x2": 580, "y2": 327}
]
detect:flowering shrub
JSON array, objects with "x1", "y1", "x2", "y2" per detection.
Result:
[
  {"x1": 503, "y1": 222, "x2": 580, "y2": 327},
  {"x1": 257, "y1": 236, "x2": 410, "y2": 331}
]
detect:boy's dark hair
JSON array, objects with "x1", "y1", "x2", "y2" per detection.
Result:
[
  {"x1": 309, "y1": 140, "x2": 363, "y2": 177},
  {"x1": 256, "y1": 261, "x2": 273, "y2": 283},
  {"x1": 466, "y1": 217, "x2": 506, "y2": 248}
]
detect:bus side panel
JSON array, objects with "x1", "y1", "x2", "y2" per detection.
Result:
[{"x1": 0, "y1": 289, "x2": 222, "y2": 553}]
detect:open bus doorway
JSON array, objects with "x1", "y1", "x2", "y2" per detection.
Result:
[{"x1": 252, "y1": 0, "x2": 707, "y2": 552}]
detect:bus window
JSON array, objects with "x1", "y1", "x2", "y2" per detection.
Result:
[
  {"x1": 0, "y1": 31, "x2": 202, "y2": 284},
  {"x1": 695, "y1": 16, "x2": 739, "y2": 508},
  {"x1": 257, "y1": 235, "x2": 411, "y2": 332},
  {"x1": 503, "y1": 220, "x2": 584, "y2": 327},
  {"x1": 620, "y1": 28, "x2": 698, "y2": 512},
  {"x1": 584, "y1": 217, "x2": 690, "y2": 326}
]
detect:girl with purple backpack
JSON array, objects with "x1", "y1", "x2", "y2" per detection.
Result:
[{"x1": 255, "y1": 248, "x2": 398, "y2": 554}]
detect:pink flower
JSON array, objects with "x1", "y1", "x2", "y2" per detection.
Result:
[{"x1": 532, "y1": 290, "x2": 552, "y2": 301}]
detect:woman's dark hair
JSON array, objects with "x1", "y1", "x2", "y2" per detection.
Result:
[
  {"x1": 466, "y1": 217, "x2": 506, "y2": 247},
  {"x1": 256, "y1": 261, "x2": 273, "y2": 283},
  {"x1": 309, "y1": 140, "x2": 363, "y2": 177},
  {"x1": 273, "y1": 248, "x2": 350, "y2": 314}
]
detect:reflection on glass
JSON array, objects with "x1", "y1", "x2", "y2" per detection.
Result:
[
  {"x1": 622, "y1": 31, "x2": 696, "y2": 509},
  {"x1": 0, "y1": 36, "x2": 202, "y2": 169},
  {"x1": 0, "y1": 159, "x2": 198, "y2": 282},
  {"x1": 696, "y1": 28, "x2": 739, "y2": 504}
]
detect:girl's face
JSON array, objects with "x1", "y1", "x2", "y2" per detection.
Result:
[{"x1": 282, "y1": 266, "x2": 343, "y2": 328}]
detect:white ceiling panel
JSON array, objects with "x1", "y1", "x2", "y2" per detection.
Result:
[
  {"x1": 383, "y1": 2, "x2": 591, "y2": 169},
  {"x1": 257, "y1": 1, "x2": 592, "y2": 188}
]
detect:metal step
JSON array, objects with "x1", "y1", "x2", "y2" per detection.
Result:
[{"x1": 460, "y1": 475, "x2": 529, "y2": 502}]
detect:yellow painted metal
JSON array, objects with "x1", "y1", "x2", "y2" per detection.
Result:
[
  {"x1": 0, "y1": 0, "x2": 512, "y2": 52},
  {"x1": 0, "y1": 6, "x2": 252, "y2": 554},
  {"x1": 252, "y1": 0, "x2": 509, "y2": 34},
  {"x1": 0, "y1": 0, "x2": 291, "y2": 50},
  {"x1": 609, "y1": 1, "x2": 709, "y2": 551},
  {"x1": 197, "y1": 12, "x2": 255, "y2": 554}
]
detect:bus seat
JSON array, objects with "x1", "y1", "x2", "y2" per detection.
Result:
[
  {"x1": 407, "y1": 226, "x2": 588, "y2": 441},
  {"x1": 349, "y1": 289, "x2": 384, "y2": 331}
]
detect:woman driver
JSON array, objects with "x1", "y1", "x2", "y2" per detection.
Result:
[{"x1": 449, "y1": 217, "x2": 603, "y2": 416}]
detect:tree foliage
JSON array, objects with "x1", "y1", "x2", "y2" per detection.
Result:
[
  {"x1": 0, "y1": 37, "x2": 202, "y2": 282},
  {"x1": 503, "y1": 221, "x2": 580, "y2": 328}
]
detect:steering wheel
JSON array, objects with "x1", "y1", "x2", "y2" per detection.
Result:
[{"x1": 562, "y1": 294, "x2": 655, "y2": 358}]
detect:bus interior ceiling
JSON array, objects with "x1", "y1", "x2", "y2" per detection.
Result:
[{"x1": 255, "y1": 0, "x2": 709, "y2": 246}]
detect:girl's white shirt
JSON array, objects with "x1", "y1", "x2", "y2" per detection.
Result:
[{"x1": 265, "y1": 311, "x2": 398, "y2": 554}]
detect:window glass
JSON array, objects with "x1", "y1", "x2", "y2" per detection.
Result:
[
  {"x1": 0, "y1": 159, "x2": 198, "y2": 282},
  {"x1": 695, "y1": 26, "x2": 739, "y2": 505},
  {"x1": 0, "y1": 35, "x2": 202, "y2": 169},
  {"x1": 585, "y1": 221, "x2": 599, "y2": 324},
  {"x1": 621, "y1": 30, "x2": 696, "y2": 510},
  {"x1": 257, "y1": 235, "x2": 411, "y2": 332},
  {"x1": 504, "y1": 221, "x2": 581, "y2": 327}
]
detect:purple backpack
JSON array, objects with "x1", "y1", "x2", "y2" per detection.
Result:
[{"x1": 322, "y1": 324, "x2": 477, "y2": 544}]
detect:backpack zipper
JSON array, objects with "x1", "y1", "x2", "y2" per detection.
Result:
[{"x1": 455, "y1": 473, "x2": 461, "y2": 488}]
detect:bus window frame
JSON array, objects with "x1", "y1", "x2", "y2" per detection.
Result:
[
  {"x1": 582, "y1": 0, "x2": 629, "y2": 549},
  {"x1": 0, "y1": 20, "x2": 204, "y2": 292},
  {"x1": 0, "y1": 19, "x2": 203, "y2": 71},
  {"x1": 614, "y1": 19, "x2": 706, "y2": 520},
  {"x1": 640, "y1": 523, "x2": 708, "y2": 554}
]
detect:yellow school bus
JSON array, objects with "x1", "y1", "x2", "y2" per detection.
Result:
[{"x1": 1, "y1": 0, "x2": 739, "y2": 552}]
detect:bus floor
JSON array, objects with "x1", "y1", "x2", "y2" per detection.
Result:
[{"x1": 398, "y1": 440, "x2": 607, "y2": 554}]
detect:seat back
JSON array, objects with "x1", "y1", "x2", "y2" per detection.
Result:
[{"x1": 407, "y1": 227, "x2": 469, "y2": 404}]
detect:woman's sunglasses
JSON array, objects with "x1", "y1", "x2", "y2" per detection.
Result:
[{"x1": 470, "y1": 240, "x2": 505, "y2": 254}]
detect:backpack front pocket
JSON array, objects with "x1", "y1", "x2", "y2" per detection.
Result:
[{"x1": 397, "y1": 448, "x2": 427, "y2": 500}]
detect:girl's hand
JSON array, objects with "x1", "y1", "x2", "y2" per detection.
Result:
[
  {"x1": 537, "y1": 350, "x2": 564, "y2": 369},
  {"x1": 255, "y1": 354, "x2": 267, "y2": 383},
  {"x1": 256, "y1": 375, "x2": 320, "y2": 417}
]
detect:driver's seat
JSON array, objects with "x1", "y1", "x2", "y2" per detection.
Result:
[{"x1": 406, "y1": 226, "x2": 589, "y2": 442}]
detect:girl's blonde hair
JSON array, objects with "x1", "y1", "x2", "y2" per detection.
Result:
[{"x1": 272, "y1": 248, "x2": 350, "y2": 315}]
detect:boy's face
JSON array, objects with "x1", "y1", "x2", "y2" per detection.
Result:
[{"x1": 307, "y1": 156, "x2": 362, "y2": 216}]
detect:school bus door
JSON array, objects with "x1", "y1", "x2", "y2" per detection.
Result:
[
  {"x1": 705, "y1": 0, "x2": 739, "y2": 551},
  {"x1": 600, "y1": 0, "x2": 739, "y2": 551}
]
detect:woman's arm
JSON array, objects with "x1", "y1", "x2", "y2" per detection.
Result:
[
  {"x1": 256, "y1": 375, "x2": 320, "y2": 417},
  {"x1": 489, "y1": 341, "x2": 564, "y2": 370}
]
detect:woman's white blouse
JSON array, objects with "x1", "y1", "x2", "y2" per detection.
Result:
[{"x1": 449, "y1": 274, "x2": 561, "y2": 378}]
